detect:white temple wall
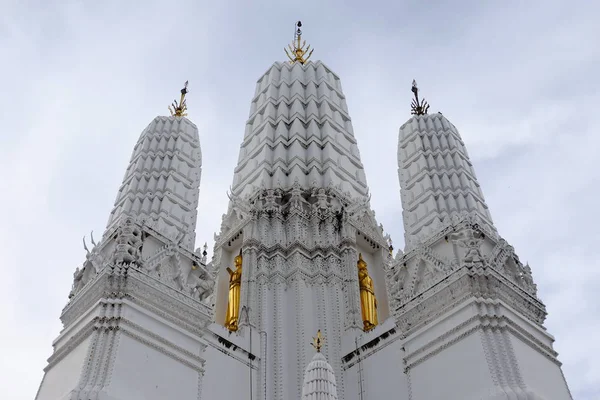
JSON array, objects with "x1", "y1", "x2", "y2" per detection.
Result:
[
  {"x1": 36, "y1": 336, "x2": 91, "y2": 400},
  {"x1": 106, "y1": 334, "x2": 201, "y2": 400},
  {"x1": 342, "y1": 364, "x2": 361, "y2": 400},
  {"x1": 119, "y1": 302, "x2": 201, "y2": 352},
  {"x1": 202, "y1": 345, "x2": 254, "y2": 400},
  {"x1": 361, "y1": 339, "x2": 407, "y2": 400},
  {"x1": 55, "y1": 304, "x2": 102, "y2": 348},
  {"x1": 399, "y1": 295, "x2": 572, "y2": 399},
  {"x1": 342, "y1": 330, "x2": 408, "y2": 400},
  {"x1": 510, "y1": 337, "x2": 571, "y2": 400},
  {"x1": 403, "y1": 299, "x2": 476, "y2": 351},
  {"x1": 408, "y1": 332, "x2": 493, "y2": 400},
  {"x1": 401, "y1": 299, "x2": 494, "y2": 399}
]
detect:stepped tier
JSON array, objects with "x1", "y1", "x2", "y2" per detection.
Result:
[
  {"x1": 232, "y1": 61, "x2": 369, "y2": 201},
  {"x1": 398, "y1": 113, "x2": 495, "y2": 250},
  {"x1": 105, "y1": 116, "x2": 202, "y2": 250}
]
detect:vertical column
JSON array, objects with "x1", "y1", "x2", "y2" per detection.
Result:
[
  {"x1": 342, "y1": 247, "x2": 362, "y2": 331},
  {"x1": 294, "y1": 273, "x2": 307, "y2": 400},
  {"x1": 239, "y1": 243, "x2": 258, "y2": 329},
  {"x1": 273, "y1": 276, "x2": 284, "y2": 400}
]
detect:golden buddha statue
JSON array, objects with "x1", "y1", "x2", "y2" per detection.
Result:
[
  {"x1": 225, "y1": 250, "x2": 243, "y2": 332},
  {"x1": 357, "y1": 253, "x2": 378, "y2": 331}
]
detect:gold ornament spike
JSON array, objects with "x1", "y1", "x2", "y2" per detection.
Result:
[
  {"x1": 284, "y1": 21, "x2": 314, "y2": 65},
  {"x1": 169, "y1": 80, "x2": 189, "y2": 117},
  {"x1": 311, "y1": 329, "x2": 325, "y2": 352},
  {"x1": 410, "y1": 79, "x2": 430, "y2": 116}
]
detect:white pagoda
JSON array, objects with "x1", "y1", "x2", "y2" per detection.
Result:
[{"x1": 35, "y1": 22, "x2": 572, "y2": 400}]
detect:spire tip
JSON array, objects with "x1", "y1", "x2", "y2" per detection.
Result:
[
  {"x1": 284, "y1": 21, "x2": 314, "y2": 65},
  {"x1": 169, "y1": 81, "x2": 189, "y2": 117},
  {"x1": 410, "y1": 79, "x2": 430, "y2": 116},
  {"x1": 311, "y1": 329, "x2": 324, "y2": 352}
]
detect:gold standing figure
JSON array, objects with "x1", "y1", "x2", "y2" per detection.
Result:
[
  {"x1": 225, "y1": 250, "x2": 243, "y2": 332},
  {"x1": 357, "y1": 253, "x2": 378, "y2": 331}
]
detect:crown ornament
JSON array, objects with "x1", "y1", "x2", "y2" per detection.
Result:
[{"x1": 285, "y1": 21, "x2": 314, "y2": 65}]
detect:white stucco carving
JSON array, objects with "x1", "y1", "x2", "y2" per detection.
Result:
[
  {"x1": 105, "y1": 116, "x2": 202, "y2": 250},
  {"x1": 36, "y1": 60, "x2": 573, "y2": 400},
  {"x1": 398, "y1": 113, "x2": 496, "y2": 251},
  {"x1": 207, "y1": 61, "x2": 392, "y2": 400}
]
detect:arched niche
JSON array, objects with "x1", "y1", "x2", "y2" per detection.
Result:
[
  {"x1": 213, "y1": 236, "x2": 244, "y2": 327},
  {"x1": 354, "y1": 236, "x2": 391, "y2": 325}
]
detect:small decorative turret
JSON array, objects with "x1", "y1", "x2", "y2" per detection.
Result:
[
  {"x1": 169, "y1": 81, "x2": 189, "y2": 117},
  {"x1": 284, "y1": 21, "x2": 314, "y2": 65},
  {"x1": 302, "y1": 329, "x2": 339, "y2": 400},
  {"x1": 410, "y1": 79, "x2": 430, "y2": 115}
]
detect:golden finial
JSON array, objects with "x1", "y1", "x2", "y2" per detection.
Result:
[
  {"x1": 410, "y1": 80, "x2": 430, "y2": 116},
  {"x1": 311, "y1": 329, "x2": 324, "y2": 352},
  {"x1": 284, "y1": 21, "x2": 314, "y2": 65},
  {"x1": 169, "y1": 81, "x2": 189, "y2": 117}
]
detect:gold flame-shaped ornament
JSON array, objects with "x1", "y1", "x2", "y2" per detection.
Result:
[
  {"x1": 284, "y1": 21, "x2": 314, "y2": 65},
  {"x1": 311, "y1": 329, "x2": 325, "y2": 352},
  {"x1": 169, "y1": 81, "x2": 189, "y2": 117}
]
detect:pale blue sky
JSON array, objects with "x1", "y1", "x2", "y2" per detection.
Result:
[{"x1": 1, "y1": 1, "x2": 598, "y2": 399}]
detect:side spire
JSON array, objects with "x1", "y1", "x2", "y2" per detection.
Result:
[
  {"x1": 410, "y1": 79, "x2": 430, "y2": 115},
  {"x1": 285, "y1": 21, "x2": 314, "y2": 65},
  {"x1": 169, "y1": 81, "x2": 189, "y2": 117}
]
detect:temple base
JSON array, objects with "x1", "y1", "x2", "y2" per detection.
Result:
[{"x1": 35, "y1": 265, "x2": 212, "y2": 400}]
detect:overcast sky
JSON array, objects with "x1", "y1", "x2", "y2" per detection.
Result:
[{"x1": 1, "y1": 1, "x2": 598, "y2": 399}]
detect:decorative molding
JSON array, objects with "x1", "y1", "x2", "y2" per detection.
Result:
[
  {"x1": 119, "y1": 318, "x2": 206, "y2": 369},
  {"x1": 44, "y1": 319, "x2": 97, "y2": 371}
]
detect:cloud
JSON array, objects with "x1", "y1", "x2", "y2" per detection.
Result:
[{"x1": 0, "y1": 1, "x2": 598, "y2": 399}]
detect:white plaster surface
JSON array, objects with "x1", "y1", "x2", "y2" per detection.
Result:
[
  {"x1": 36, "y1": 336, "x2": 91, "y2": 400},
  {"x1": 201, "y1": 344, "x2": 254, "y2": 400},
  {"x1": 107, "y1": 334, "x2": 200, "y2": 400},
  {"x1": 410, "y1": 332, "x2": 494, "y2": 399},
  {"x1": 511, "y1": 336, "x2": 573, "y2": 400}
]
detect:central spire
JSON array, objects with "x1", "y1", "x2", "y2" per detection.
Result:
[{"x1": 284, "y1": 21, "x2": 314, "y2": 64}]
